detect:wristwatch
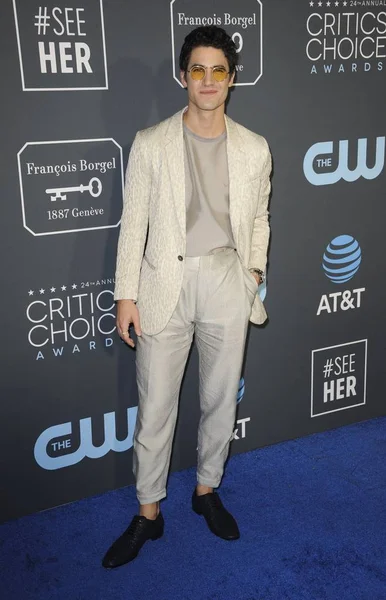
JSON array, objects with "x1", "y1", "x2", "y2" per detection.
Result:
[{"x1": 248, "y1": 268, "x2": 265, "y2": 283}]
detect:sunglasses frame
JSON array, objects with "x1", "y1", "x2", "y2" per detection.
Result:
[{"x1": 187, "y1": 64, "x2": 230, "y2": 83}]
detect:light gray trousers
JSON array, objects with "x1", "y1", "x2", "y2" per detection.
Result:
[{"x1": 133, "y1": 246, "x2": 258, "y2": 505}]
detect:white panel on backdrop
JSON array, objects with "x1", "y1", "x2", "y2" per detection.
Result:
[
  {"x1": 311, "y1": 339, "x2": 367, "y2": 418},
  {"x1": 170, "y1": 0, "x2": 263, "y2": 86},
  {"x1": 12, "y1": 0, "x2": 108, "y2": 91},
  {"x1": 17, "y1": 139, "x2": 124, "y2": 236}
]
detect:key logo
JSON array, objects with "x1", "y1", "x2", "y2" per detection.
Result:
[
  {"x1": 303, "y1": 137, "x2": 385, "y2": 186},
  {"x1": 45, "y1": 177, "x2": 103, "y2": 202},
  {"x1": 12, "y1": 0, "x2": 108, "y2": 91},
  {"x1": 17, "y1": 138, "x2": 124, "y2": 236}
]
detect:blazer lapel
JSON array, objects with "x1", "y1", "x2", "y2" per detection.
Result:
[
  {"x1": 165, "y1": 108, "x2": 187, "y2": 239},
  {"x1": 225, "y1": 114, "x2": 245, "y2": 245}
]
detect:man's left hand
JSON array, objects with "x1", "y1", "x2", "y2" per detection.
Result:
[{"x1": 251, "y1": 273, "x2": 262, "y2": 285}]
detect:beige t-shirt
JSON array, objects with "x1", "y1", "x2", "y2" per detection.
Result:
[{"x1": 183, "y1": 124, "x2": 235, "y2": 256}]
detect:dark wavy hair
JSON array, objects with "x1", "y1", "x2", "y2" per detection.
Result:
[{"x1": 179, "y1": 26, "x2": 238, "y2": 75}]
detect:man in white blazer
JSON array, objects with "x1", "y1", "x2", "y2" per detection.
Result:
[{"x1": 103, "y1": 25, "x2": 272, "y2": 568}]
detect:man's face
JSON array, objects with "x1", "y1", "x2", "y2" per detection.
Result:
[{"x1": 180, "y1": 46, "x2": 235, "y2": 112}]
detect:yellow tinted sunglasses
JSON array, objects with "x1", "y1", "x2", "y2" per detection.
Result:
[{"x1": 187, "y1": 65, "x2": 230, "y2": 82}]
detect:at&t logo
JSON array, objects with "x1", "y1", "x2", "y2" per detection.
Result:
[
  {"x1": 322, "y1": 234, "x2": 362, "y2": 283},
  {"x1": 317, "y1": 235, "x2": 365, "y2": 316},
  {"x1": 303, "y1": 136, "x2": 385, "y2": 185},
  {"x1": 232, "y1": 377, "x2": 250, "y2": 440},
  {"x1": 34, "y1": 407, "x2": 138, "y2": 470}
]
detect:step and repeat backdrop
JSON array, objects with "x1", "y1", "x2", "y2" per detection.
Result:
[{"x1": 1, "y1": 0, "x2": 385, "y2": 521}]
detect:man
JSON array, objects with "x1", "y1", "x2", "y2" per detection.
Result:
[{"x1": 102, "y1": 25, "x2": 272, "y2": 568}]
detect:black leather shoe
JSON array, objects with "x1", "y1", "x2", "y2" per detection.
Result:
[
  {"x1": 192, "y1": 490, "x2": 240, "y2": 540},
  {"x1": 102, "y1": 512, "x2": 164, "y2": 568}
]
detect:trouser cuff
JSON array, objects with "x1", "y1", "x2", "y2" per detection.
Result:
[
  {"x1": 196, "y1": 475, "x2": 221, "y2": 488},
  {"x1": 136, "y1": 489, "x2": 166, "y2": 505}
]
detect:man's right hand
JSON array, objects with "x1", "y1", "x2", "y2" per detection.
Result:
[{"x1": 116, "y1": 299, "x2": 142, "y2": 348}]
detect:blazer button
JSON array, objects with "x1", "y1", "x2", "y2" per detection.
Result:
[{"x1": 178, "y1": 255, "x2": 183, "y2": 261}]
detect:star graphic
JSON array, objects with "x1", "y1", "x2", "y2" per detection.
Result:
[
  {"x1": 335, "y1": 0, "x2": 339, "y2": 5},
  {"x1": 326, "y1": 0, "x2": 331, "y2": 5},
  {"x1": 343, "y1": 0, "x2": 347, "y2": 4},
  {"x1": 72, "y1": 283, "x2": 77, "y2": 289},
  {"x1": 318, "y1": 1, "x2": 322, "y2": 6},
  {"x1": 28, "y1": 290, "x2": 34, "y2": 296},
  {"x1": 39, "y1": 288, "x2": 45, "y2": 294},
  {"x1": 61, "y1": 285, "x2": 67, "y2": 291},
  {"x1": 309, "y1": 0, "x2": 314, "y2": 5},
  {"x1": 50, "y1": 287, "x2": 56, "y2": 293}
]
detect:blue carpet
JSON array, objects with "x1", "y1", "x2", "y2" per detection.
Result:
[{"x1": 1, "y1": 417, "x2": 386, "y2": 600}]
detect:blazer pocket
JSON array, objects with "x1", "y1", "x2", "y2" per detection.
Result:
[
  {"x1": 240, "y1": 263, "x2": 259, "y2": 296},
  {"x1": 143, "y1": 255, "x2": 156, "y2": 270}
]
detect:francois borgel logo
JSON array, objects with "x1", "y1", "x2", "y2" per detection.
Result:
[
  {"x1": 303, "y1": 136, "x2": 385, "y2": 186},
  {"x1": 13, "y1": 0, "x2": 108, "y2": 91},
  {"x1": 317, "y1": 235, "x2": 365, "y2": 316},
  {"x1": 171, "y1": 0, "x2": 263, "y2": 86},
  {"x1": 18, "y1": 138, "x2": 123, "y2": 236}
]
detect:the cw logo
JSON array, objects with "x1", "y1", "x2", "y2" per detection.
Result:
[
  {"x1": 303, "y1": 137, "x2": 385, "y2": 186},
  {"x1": 34, "y1": 407, "x2": 138, "y2": 470}
]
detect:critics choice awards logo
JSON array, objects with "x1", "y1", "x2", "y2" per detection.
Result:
[
  {"x1": 317, "y1": 235, "x2": 365, "y2": 316},
  {"x1": 311, "y1": 339, "x2": 367, "y2": 417},
  {"x1": 17, "y1": 139, "x2": 123, "y2": 236},
  {"x1": 12, "y1": 0, "x2": 108, "y2": 91},
  {"x1": 303, "y1": 136, "x2": 385, "y2": 186},
  {"x1": 25, "y1": 278, "x2": 116, "y2": 360},
  {"x1": 170, "y1": 0, "x2": 263, "y2": 86},
  {"x1": 305, "y1": 0, "x2": 386, "y2": 75}
]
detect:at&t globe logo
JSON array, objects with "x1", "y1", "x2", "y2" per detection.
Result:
[
  {"x1": 322, "y1": 235, "x2": 362, "y2": 284},
  {"x1": 237, "y1": 376, "x2": 245, "y2": 404},
  {"x1": 317, "y1": 234, "x2": 365, "y2": 316}
]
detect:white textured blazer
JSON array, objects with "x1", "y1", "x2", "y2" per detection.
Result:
[{"x1": 114, "y1": 107, "x2": 272, "y2": 335}]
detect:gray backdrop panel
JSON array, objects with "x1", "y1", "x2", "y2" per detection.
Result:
[{"x1": 1, "y1": 0, "x2": 385, "y2": 521}]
